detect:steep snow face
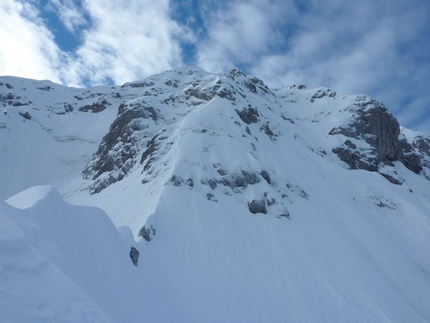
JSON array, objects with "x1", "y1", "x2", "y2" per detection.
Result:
[
  {"x1": 63, "y1": 67, "x2": 430, "y2": 234},
  {"x1": 1, "y1": 186, "x2": 146, "y2": 323},
  {"x1": 1, "y1": 68, "x2": 430, "y2": 322}
]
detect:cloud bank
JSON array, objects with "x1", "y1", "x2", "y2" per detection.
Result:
[{"x1": 0, "y1": 0, "x2": 429, "y2": 133}]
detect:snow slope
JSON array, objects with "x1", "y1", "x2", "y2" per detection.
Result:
[
  {"x1": 2, "y1": 186, "x2": 145, "y2": 322},
  {"x1": 1, "y1": 68, "x2": 430, "y2": 322}
]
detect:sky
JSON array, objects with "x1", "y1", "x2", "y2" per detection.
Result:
[{"x1": 0, "y1": 0, "x2": 429, "y2": 134}]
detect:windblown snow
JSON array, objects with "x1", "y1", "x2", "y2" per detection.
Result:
[{"x1": 1, "y1": 68, "x2": 430, "y2": 322}]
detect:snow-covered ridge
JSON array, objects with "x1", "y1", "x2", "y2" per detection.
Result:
[
  {"x1": 1, "y1": 186, "x2": 143, "y2": 322},
  {"x1": 1, "y1": 68, "x2": 430, "y2": 322},
  {"x1": 2, "y1": 67, "x2": 430, "y2": 230}
]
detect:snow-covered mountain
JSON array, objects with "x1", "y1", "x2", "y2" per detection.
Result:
[{"x1": 1, "y1": 67, "x2": 430, "y2": 322}]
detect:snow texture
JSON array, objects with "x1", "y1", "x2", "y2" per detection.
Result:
[{"x1": 1, "y1": 68, "x2": 430, "y2": 322}]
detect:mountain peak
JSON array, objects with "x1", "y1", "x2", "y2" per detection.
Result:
[{"x1": 1, "y1": 68, "x2": 430, "y2": 322}]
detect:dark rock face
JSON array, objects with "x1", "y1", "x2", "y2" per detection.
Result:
[
  {"x1": 184, "y1": 78, "x2": 237, "y2": 102},
  {"x1": 310, "y1": 89, "x2": 336, "y2": 102},
  {"x1": 19, "y1": 111, "x2": 31, "y2": 120},
  {"x1": 79, "y1": 98, "x2": 108, "y2": 113},
  {"x1": 380, "y1": 172, "x2": 403, "y2": 185},
  {"x1": 411, "y1": 135, "x2": 430, "y2": 180},
  {"x1": 330, "y1": 99, "x2": 400, "y2": 163},
  {"x1": 328, "y1": 97, "x2": 430, "y2": 183},
  {"x1": 332, "y1": 144, "x2": 379, "y2": 171},
  {"x1": 236, "y1": 107, "x2": 259, "y2": 124},
  {"x1": 129, "y1": 247, "x2": 139, "y2": 266},
  {"x1": 248, "y1": 199, "x2": 267, "y2": 214},
  {"x1": 83, "y1": 100, "x2": 159, "y2": 194},
  {"x1": 203, "y1": 165, "x2": 263, "y2": 192},
  {"x1": 261, "y1": 170, "x2": 271, "y2": 184},
  {"x1": 228, "y1": 69, "x2": 271, "y2": 96},
  {"x1": 140, "y1": 130, "x2": 164, "y2": 171},
  {"x1": 122, "y1": 80, "x2": 154, "y2": 88},
  {"x1": 329, "y1": 98, "x2": 405, "y2": 179},
  {"x1": 168, "y1": 175, "x2": 194, "y2": 188},
  {"x1": 139, "y1": 225, "x2": 156, "y2": 242},
  {"x1": 397, "y1": 137, "x2": 422, "y2": 174}
]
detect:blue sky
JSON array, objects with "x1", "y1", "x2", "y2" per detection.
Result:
[{"x1": 0, "y1": 0, "x2": 429, "y2": 134}]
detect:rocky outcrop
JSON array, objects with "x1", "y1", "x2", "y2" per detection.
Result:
[
  {"x1": 248, "y1": 199, "x2": 267, "y2": 214},
  {"x1": 78, "y1": 98, "x2": 109, "y2": 113},
  {"x1": 129, "y1": 247, "x2": 139, "y2": 266},
  {"x1": 138, "y1": 225, "x2": 156, "y2": 242},
  {"x1": 236, "y1": 107, "x2": 259, "y2": 124},
  {"x1": 328, "y1": 97, "x2": 428, "y2": 182},
  {"x1": 410, "y1": 135, "x2": 430, "y2": 180},
  {"x1": 83, "y1": 100, "x2": 159, "y2": 194},
  {"x1": 329, "y1": 98, "x2": 400, "y2": 165}
]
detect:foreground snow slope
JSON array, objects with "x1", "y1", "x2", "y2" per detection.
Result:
[
  {"x1": 2, "y1": 186, "x2": 144, "y2": 323},
  {"x1": 2, "y1": 179, "x2": 429, "y2": 322},
  {"x1": 1, "y1": 68, "x2": 430, "y2": 322},
  {"x1": 137, "y1": 142, "x2": 430, "y2": 322}
]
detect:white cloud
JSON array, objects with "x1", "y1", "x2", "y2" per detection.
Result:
[
  {"x1": 196, "y1": 0, "x2": 295, "y2": 73},
  {"x1": 244, "y1": 0, "x2": 430, "y2": 132},
  {"x1": 0, "y1": 0, "x2": 429, "y2": 134},
  {"x1": 61, "y1": 0, "x2": 187, "y2": 86},
  {"x1": 194, "y1": 0, "x2": 430, "y2": 133},
  {"x1": 0, "y1": 0, "x2": 189, "y2": 87},
  {"x1": 46, "y1": 0, "x2": 88, "y2": 33},
  {"x1": 0, "y1": 0, "x2": 64, "y2": 82}
]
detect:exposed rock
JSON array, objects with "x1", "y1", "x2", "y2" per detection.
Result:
[
  {"x1": 261, "y1": 170, "x2": 271, "y2": 184},
  {"x1": 285, "y1": 182, "x2": 309, "y2": 200},
  {"x1": 332, "y1": 144, "x2": 379, "y2": 171},
  {"x1": 129, "y1": 247, "x2": 139, "y2": 266},
  {"x1": 260, "y1": 123, "x2": 275, "y2": 138},
  {"x1": 164, "y1": 80, "x2": 179, "y2": 88},
  {"x1": 330, "y1": 99, "x2": 400, "y2": 162},
  {"x1": 140, "y1": 131, "x2": 164, "y2": 171},
  {"x1": 378, "y1": 163, "x2": 404, "y2": 185},
  {"x1": 186, "y1": 178, "x2": 194, "y2": 188},
  {"x1": 201, "y1": 178, "x2": 218, "y2": 190},
  {"x1": 240, "y1": 170, "x2": 260, "y2": 185},
  {"x1": 397, "y1": 136, "x2": 422, "y2": 174},
  {"x1": 248, "y1": 199, "x2": 267, "y2": 214},
  {"x1": 63, "y1": 103, "x2": 74, "y2": 113},
  {"x1": 236, "y1": 107, "x2": 259, "y2": 124},
  {"x1": 329, "y1": 99, "x2": 413, "y2": 180},
  {"x1": 83, "y1": 101, "x2": 159, "y2": 194},
  {"x1": 79, "y1": 99, "x2": 108, "y2": 113},
  {"x1": 122, "y1": 80, "x2": 154, "y2": 88},
  {"x1": 228, "y1": 69, "x2": 247, "y2": 78},
  {"x1": 411, "y1": 135, "x2": 430, "y2": 180},
  {"x1": 185, "y1": 86, "x2": 214, "y2": 101},
  {"x1": 170, "y1": 175, "x2": 183, "y2": 186},
  {"x1": 168, "y1": 175, "x2": 194, "y2": 188},
  {"x1": 139, "y1": 225, "x2": 156, "y2": 242},
  {"x1": 201, "y1": 169, "x2": 262, "y2": 193},
  {"x1": 12, "y1": 101, "x2": 29, "y2": 107},
  {"x1": 369, "y1": 194, "x2": 396, "y2": 210},
  {"x1": 217, "y1": 167, "x2": 228, "y2": 176},
  {"x1": 220, "y1": 170, "x2": 261, "y2": 190},
  {"x1": 329, "y1": 97, "x2": 430, "y2": 184},
  {"x1": 18, "y1": 111, "x2": 31, "y2": 120},
  {"x1": 277, "y1": 211, "x2": 291, "y2": 219},
  {"x1": 37, "y1": 86, "x2": 52, "y2": 91},
  {"x1": 206, "y1": 193, "x2": 218, "y2": 202},
  {"x1": 310, "y1": 89, "x2": 335, "y2": 102}
]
